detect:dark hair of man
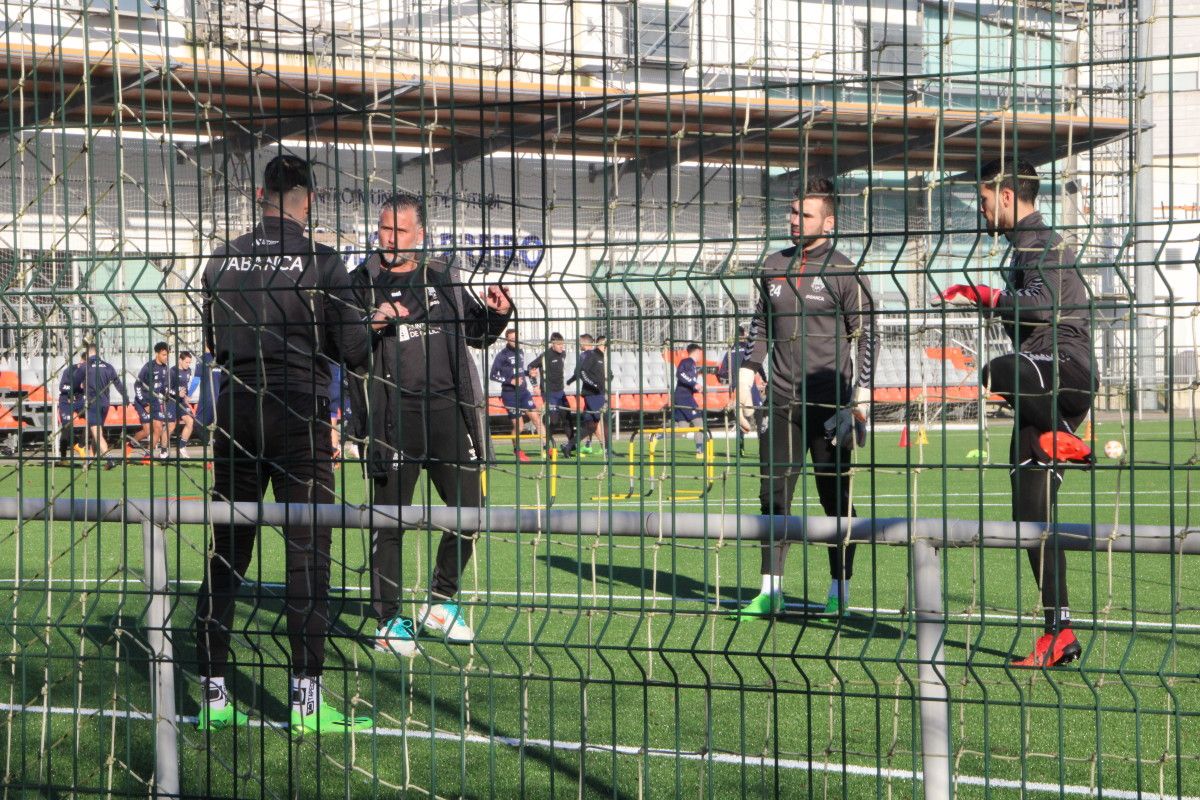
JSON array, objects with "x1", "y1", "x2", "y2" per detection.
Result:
[
  {"x1": 179, "y1": 350, "x2": 193, "y2": 360},
  {"x1": 798, "y1": 175, "x2": 838, "y2": 216},
  {"x1": 153, "y1": 341, "x2": 169, "y2": 354},
  {"x1": 595, "y1": 335, "x2": 607, "y2": 346},
  {"x1": 262, "y1": 155, "x2": 313, "y2": 197},
  {"x1": 380, "y1": 192, "x2": 428, "y2": 229},
  {"x1": 550, "y1": 332, "x2": 564, "y2": 342},
  {"x1": 978, "y1": 158, "x2": 1040, "y2": 204},
  {"x1": 579, "y1": 333, "x2": 594, "y2": 344},
  {"x1": 686, "y1": 342, "x2": 701, "y2": 355}
]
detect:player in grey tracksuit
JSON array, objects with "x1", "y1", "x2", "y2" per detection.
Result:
[
  {"x1": 939, "y1": 158, "x2": 1097, "y2": 667},
  {"x1": 732, "y1": 176, "x2": 876, "y2": 619}
]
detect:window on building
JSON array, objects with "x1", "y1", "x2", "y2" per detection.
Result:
[
  {"x1": 626, "y1": 3, "x2": 691, "y2": 68},
  {"x1": 863, "y1": 24, "x2": 924, "y2": 76}
]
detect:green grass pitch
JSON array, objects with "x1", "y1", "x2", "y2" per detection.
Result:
[{"x1": 0, "y1": 417, "x2": 1196, "y2": 798}]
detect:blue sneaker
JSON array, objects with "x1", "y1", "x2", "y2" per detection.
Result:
[
  {"x1": 417, "y1": 601, "x2": 474, "y2": 642},
  {"x1": 374, "y1": 617, "x2": 417, "y2": 657}
]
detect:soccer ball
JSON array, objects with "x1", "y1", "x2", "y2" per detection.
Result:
[{"x1": 1104, "y1": 440, "x2": 1125, "y2": 459}]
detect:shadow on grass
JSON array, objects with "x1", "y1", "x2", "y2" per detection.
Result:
[
  {"x1": 167, "y1": 582, "x2": 639, "y2": 799},
  {"x1": 538, "y1": 552, "x2": 723, "y2": 604}
]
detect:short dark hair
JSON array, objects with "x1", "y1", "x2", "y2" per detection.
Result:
[
  {"x1": 380, "y1": 192, "x2": 427, "y2": 228},
  {"x1": 153, "y1": 341, "x2": 169, "y2": 354},
  {"x1": 262, "y1": 155, "x2": 314, "y2": 195},
  {"x1": 978, "y1": 158, "x2": 1040, "y2": 204},
  {"x1": 686, "y1": 342, "x2": 702, "y2": 354},
  {"x1": 505, "y1": 328, "x2": 517, "y2": 337},
  {"x1": 178, "y1": 350, "x2": 193, "y2": 360},
  {"x1": 579, "y1": 333, "x2": 594, "y2": 344},
  {"x1": 550, "y1": 332, "x2": 564, "y2": 342},
  {"x1": 595, "y1": 335, "x2": 607, "y2": 345},
  {"x1": 798, "y1": 176, "x2": 837, "y2": 216}
]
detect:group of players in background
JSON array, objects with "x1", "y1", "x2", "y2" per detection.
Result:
[
  {"x1": 138, "y1": 154, "x2": 1093, "y2": 734},
  {"x1": 54, "y1": 341, "x2": 220, "y2": 467}
]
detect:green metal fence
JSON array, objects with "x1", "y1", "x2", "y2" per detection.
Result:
[{"x1": 1, "y1": 0, "x2": 1197, "y2": 797}]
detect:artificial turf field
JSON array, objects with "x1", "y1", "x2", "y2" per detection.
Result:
[{"x1": 0, "y1": 418, "x2": 1196, "y2": 799}]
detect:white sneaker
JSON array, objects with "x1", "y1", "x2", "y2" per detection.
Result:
[
  {"x1": 373, "y1": 617, "x2": 417, "y2": 657},
  {"x1": 416, "y1": 601, "x2": 474, "y2": 643},
  {"x1": 178, "y1": 446, "x2": 190, "y2": 459},
  {"x1": 155, "y1": 448, "x2": 168, "y2": 460}
]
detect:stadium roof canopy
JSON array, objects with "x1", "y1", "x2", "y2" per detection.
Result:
[{"x1": 1, "y1": 44, "x2": 1135, "y2": 182}]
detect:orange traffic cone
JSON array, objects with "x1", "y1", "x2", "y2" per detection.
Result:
[{"x1": 898, "y1": 426, "x2": 910, "y2": 447}]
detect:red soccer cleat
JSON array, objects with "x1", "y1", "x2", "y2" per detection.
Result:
[
  {"x1": 515, "y1": 449, "x2": 531, "y2": 463},
  {"x1": 1036, "y1": 431, "x2": 1094, "y2": 466},
  {"x1": 1012, "y1": 628, "x2": 1082, "y2": 667}
]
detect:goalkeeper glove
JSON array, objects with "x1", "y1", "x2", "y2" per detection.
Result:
[
  {"x1": 934, "y1": 284, "x2": 1001, "y2": 308},
  {"x1": 824, "y1": 387, "x2": 870, "y2": 449},
  {"x1": 736, "y1": 367, "x2": 759, "y2": 433}
]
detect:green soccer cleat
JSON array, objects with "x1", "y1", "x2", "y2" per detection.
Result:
[
  {"x1": 196, "y1": 705, "x2": 249, "y2": 731},
  {"x1": 823, "y1": 595, "x2": 843, "y2": 616},
  {"x1": 726, "y1": 593, "x2": 784, "y2": 620},
  {"x1": 291, "y1": 701, "x2": 373, "y2": 734}
]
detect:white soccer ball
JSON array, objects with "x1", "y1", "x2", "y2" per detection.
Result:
[{"x1": 1104, "y1": 440, "x2": 1125, "y2": 459}]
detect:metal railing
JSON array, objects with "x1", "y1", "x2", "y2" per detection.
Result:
[{"x1": 0, "y1": 496, "x2": 1193, "y2": 800}]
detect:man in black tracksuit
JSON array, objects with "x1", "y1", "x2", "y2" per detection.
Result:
[
  {"x1": 938, "y1": 158, "x2": 1096, "y2": 667},
  {"x1": 528, "y1": 332, "x2": 568, "y2": 446},
  {"x1": 196, "y1": 155, "x2": 373, "y2": 734},
  {"x1": 351, "y1": 192, "x2": 511, "y2": 656},
  {"x1": 56, "y1": 350, "x2": 86, "y2": 460},
  {"x1": 561, "y1": 334, "x2": 610, "y2": 457},
  {"x1": 732, "y1": 176, "x2": 876, "y2": 619}
]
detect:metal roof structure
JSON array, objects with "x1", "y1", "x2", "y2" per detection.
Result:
[{"x1": 1, "y1": 43, "x2": 1134, "y2": 180}]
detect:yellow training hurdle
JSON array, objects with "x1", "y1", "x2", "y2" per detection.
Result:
[
  {"x1": 482, "y1": 434, "x2": 558, "y2": 504},
  {"x1": 591, "y1": 426, "x2": 715, "y2": 502}
]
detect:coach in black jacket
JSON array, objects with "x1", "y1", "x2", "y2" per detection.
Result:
[
  {"x1": 350, "y1": 192, "x2": 511, "y2": 654},
  {"x1": 197, "y1": 155, "x2": 373, "y2": 734}
]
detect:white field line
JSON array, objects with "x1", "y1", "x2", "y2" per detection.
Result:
[
  {"x1": 4, "y1": 578, "x2": 1198, "y2": 632},
  {"x1": 0, "y1": 702, "x2": 1192, "y2": 800}
]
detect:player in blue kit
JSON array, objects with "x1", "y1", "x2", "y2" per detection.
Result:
[
  {"x1": 73, "y1": 342, "x2": 128, "y2": 468},
  {"x1": 135, "y1": 342, "x2": 172, "y2": 460},
  {"x1": 490, "y1": 328, "x2": 545, "y2": 462},
  {"x1": 672, "y1": 343, "x2": 707, "y2": 459}
]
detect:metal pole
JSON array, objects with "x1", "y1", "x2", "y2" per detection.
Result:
[
  {"x1": 0, "y1": 498, "x2": 1196, "y2": 555},
  {"x1": 141, "y1": 521, "x2": 180, "y2": 799},
  {"x1": 913, "y1": 538, "x2": 951, "y2": 800},
  {"x1": 1135, "y1": 0, "x2": 1159, "y2": 411}
]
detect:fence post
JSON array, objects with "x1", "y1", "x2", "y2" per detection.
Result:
[
  {"x1": 141, "y1": 520, "x2": 180, "y2": 798},
  {"x1": 912, "y1": 537, "x2": 952, "y2": 800}
]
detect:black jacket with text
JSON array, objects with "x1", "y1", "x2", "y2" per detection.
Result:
[
  {"x1": 201, "y1": 217, "x2": 370, "y2": 396},
  {"x1": 745, "y1": 240, "x2": 876, "y2": 405}
]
